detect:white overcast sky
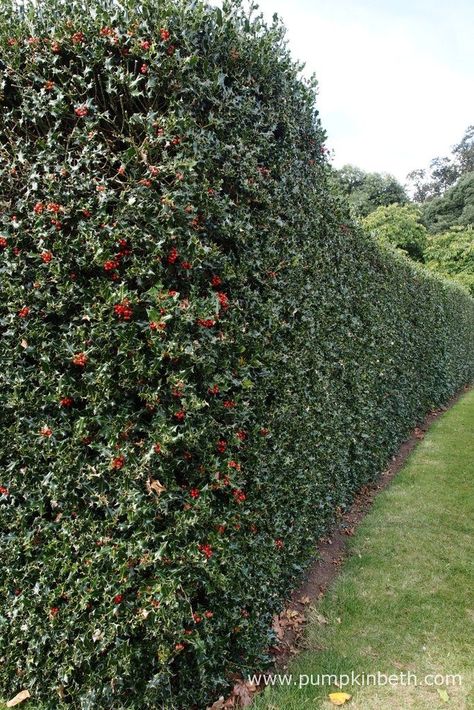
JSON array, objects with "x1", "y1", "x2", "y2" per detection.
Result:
[{"x1": 212, "y1": 0, "x2": 474, "y2": 184}]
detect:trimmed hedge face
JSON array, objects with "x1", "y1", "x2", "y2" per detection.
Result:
[{"x1": 0, "y1": 1, "x2": 473, "y2": 708}]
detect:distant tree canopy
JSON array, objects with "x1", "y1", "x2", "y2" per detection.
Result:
[
  {"x1": 407, "y1": 125, "x2": 474, "y2": 202},
  {"x1": 422, "y1": 172, "x2": 474, "y2": 234},
  {"x1": 425, "y1": 227, "x2": 474, "y2": 295},
  {"x1": 334, "y1": 164, "x2": 408, "y2": 218},
  {"x1": 362, "y1": 204, "x2": 428, "y2": 262}
]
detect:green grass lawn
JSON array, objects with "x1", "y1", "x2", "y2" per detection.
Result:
[{"x1": 255, "y1": 388, "x2": 474, "y2": 710}]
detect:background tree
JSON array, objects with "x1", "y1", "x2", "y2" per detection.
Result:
[
  {"x1": 334, "y1": 164, "x2": 408, "y2": 218},
  {"x1": 362, "y1": 204, "x2": 428, "y2": 262},
  {"x1": 424, "y1": 227, "x2": 474, "y2": 295},
  {"x1": 422, "y1": 172, "x2": 474, "y2": 233},
  {"x1": 407, "y1": 125, "x2": 474, "y2": 202}
]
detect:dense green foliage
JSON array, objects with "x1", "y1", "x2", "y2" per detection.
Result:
[
  {"x1": 425, "y1": 227, "x2": 474, "y2": 295},
  {"x1": 362, "y1": 203, "x2": 428, "y2": 262},
  {"x1": 334, "y1": 164, "x2": 408, "y2": 218},
  {"x1": 0, "y1": 1, "x2": 473, "y2": 709},
  {"x1": 421, "y1": 171, "x2": 474, "y2": 233}
]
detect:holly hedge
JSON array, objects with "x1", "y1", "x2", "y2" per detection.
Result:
[{"x1": 0, "y1": 1, "x2": 473, "y2": 708}]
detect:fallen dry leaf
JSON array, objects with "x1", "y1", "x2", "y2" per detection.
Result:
[
  {"x1": 6, "y1": 689, "x2": 31, "y2": 707},
  {"x1": 329, "y1": 691, "x2": 352, "y2": 705},
  {"x1": 146, "y1": 478, "x2": 166, "y2": 496},
  {"x1": 232, "y1": 680, "x2": 257, "y2": 708},
  {"x1": 272, "y1": 614, "x2": 285, "y2": 640},
  {"x1": 299, "y1": 595, "x2": 311, "y2": 604},
  {"x1": 20, "y1": 339, "x2": 28, "y2": 349},
  {"x1": 207, "y1": 697, "x2": 226, "y2": 710}
]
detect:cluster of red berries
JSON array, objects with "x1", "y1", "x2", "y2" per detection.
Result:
[
  {"x1": 111, "y1": 455, "x2": 125, "y2": 470},
  {"x1": 114, "y1": 301, "x2": 133, "y2": 320},
  {"x1": 198, "y1": 543, "x2": 213, "y2": 559},
  {"x1": 72, "y1": 352, "x2": 88, "y2": 367},
  {"x1": 197, "y1": 318, "x2": 215, "y2": 328},
  {"x1": 216, "y1": 439, "x2": 227, "y2": 453},
  {"x1": 167, "y1": 247, "x2": 179, "y2": 264},
  {"x1": 232, "y1": 489, "x2": 246, "y2": 503},
  {"x1": 74, "y1": 105, "x2": 88, "y2": 117}
]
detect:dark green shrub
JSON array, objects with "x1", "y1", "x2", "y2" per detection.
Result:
[{"x1": 0, "y1": 1, "x2": 473, "y2": 708}]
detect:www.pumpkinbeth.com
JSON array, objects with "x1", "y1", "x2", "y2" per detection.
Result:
[{"x1": 248, "y1": 672, "x2": 462, "y2": 689}]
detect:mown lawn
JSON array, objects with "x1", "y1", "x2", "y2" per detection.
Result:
[{"x1": 255, "y1": 388, "x2": 474, "y2": 710}]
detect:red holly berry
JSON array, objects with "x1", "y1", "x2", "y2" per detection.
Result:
[
  {"x1": 149, "y1": 321, "x2": 166, "y2": 331},
  {"x1": 33, "y1": 202, "x2": 44, "y2": 214},
  {"x1": 113, "y1": 594, "x2": 123, "y2": 604},
  {"x1": 197, "y1": 318, "x2": 215, "y2": 328},
  {"x1": 190, "y1": 488, "x2": 200, "y2": 499},
  {"x1": 216, "y1": 439, "x2": 227, "y2": 453},
  {"x1": 233, "y1": 489, "x2": 247, "y2": 503},
  {"x1": 217, "y1": 291, "x2": 229, "y2": 310},
  {"x1": 114, "y1": 301, "x2": 133, "y2": 320},
  {"x1": 0, "y1": 237, "x2": 7, "y2": 249},
  {"x1": 167, "y1": 247, "x2": 179, "y2": 264},
  {"x1": 275, "y1": 538, "x2": 284, "y2": 549},
  {"x1": 72, "y1": 352, "x2": 88, "y2": 367},
  {"x1": 71, "y1": 31, "x2": 85, "y2": 44},
  {"x1": 18, "y1": 306, "x2": 30, "y2": 318},
  {"x1": 41, "y1": 251, "x2": 53, "y2": 263},
  {"x1": 60, "y1": 397, "x2": 74, "y2": 408},
  {"x1": 174, "y1": 409, "x2": 186, "y2": 422},
  {"x1": 204, "y1": 610, "x2": 213, "y2": 619},
  {"x1": 198, "y1": 543, "x2": 213, "y2": 559},
  {"x1": 111, "y1": 455, "x2": 125, "y2": 470},
  {"x1": 211, "y1": 275, "x2": 222, "y2": 287},
  {"x1": 153, "y1": 443, "x2": 161, "y2": 454},
  {"x1": 40, "y1": 426, "x2": 53, "y2": 437},
  {"x1": 50, "y1": 606, "x2": 60, "y2": 616},
  {"x1": 104, "y1": 259, "x2": 119, "y2": 272},
  {"x1": 140, "y1": 39, "x2": 151, "y2": 50},
  {"x1": 160, "y1": 28, "x2": 170, "y2": 41},
  {"x1": 223, "y1": 400, "x2": 236, "y2": 408},
  {"x1": 236, "y1": 430, "x2": 247, "y2": 441},
  {"x1": 0, "y1": 486, "x2": 9, "y2": 496},
  {"x1": 74, "y1": 105, "x2": 88, "y2": 117},
  {"x1": 140, "y1": 63, "x2": 149, "y2": 74}
]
